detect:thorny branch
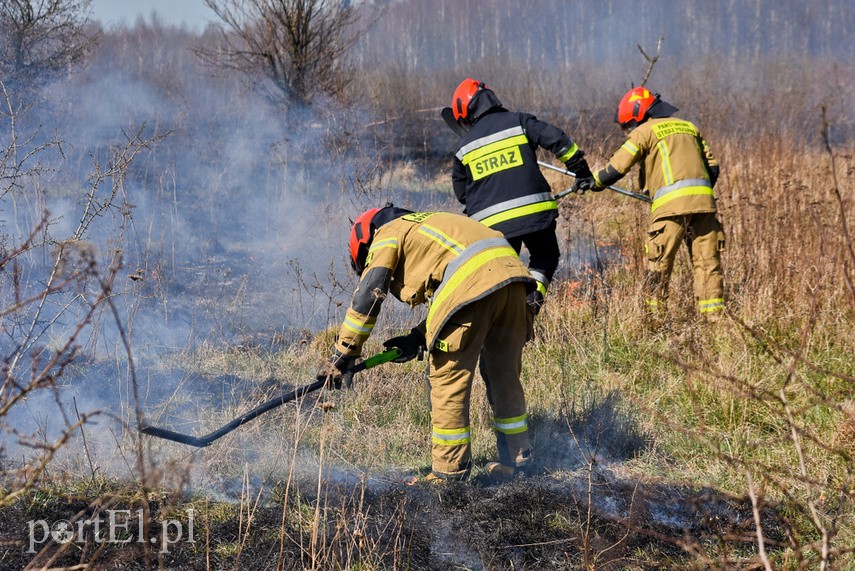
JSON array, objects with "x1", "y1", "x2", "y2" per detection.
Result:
[
  {"x1": 0, "y1": 110, "x2": 162, "y2": 532},
  {"x1": 745, "y1": 458, "x2": 775, "y2": 570},
  {"x1": 1, "y1": 414, "x2": 97, "y2": 507},
  {"x1": 0, "y1": 81, "x2": 64, "y2": 199},
  {"x1": 75, "y1": 123, "x2": 166, "y2": 240}
]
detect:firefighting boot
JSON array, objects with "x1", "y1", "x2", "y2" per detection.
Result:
[
  {"x1": 484, "y1": 462, "x2": 529, "y2": 484},
  {"x1": 642, "y1": 302, "x2": 669, "y2": 334},
  {"x1": 405, "y1": 467, "x2": 468, "y2": 486},
  {"x1": 702, "y1": 311, "x2": 724, "y2": 325},
  {"x1": 421, "y1": 470, "x2": 468, "y2": 485}
]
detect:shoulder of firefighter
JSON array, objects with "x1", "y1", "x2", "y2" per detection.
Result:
[
  {"x1": 334, "y1": 212, "x2": 535, "y2": 357},
  {"x1": 594, "y1": 117, "x2": 719, "y2": 218}
]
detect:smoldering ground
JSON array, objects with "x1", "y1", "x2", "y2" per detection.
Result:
[{"x1": 3, "y1": 387, "x2": 786, "y2": 570}]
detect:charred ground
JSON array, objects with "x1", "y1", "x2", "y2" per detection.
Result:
[{"x1": 5, "y1": 468, "x2": 787, "y2": 570}]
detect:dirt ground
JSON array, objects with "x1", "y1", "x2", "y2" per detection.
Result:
[{"x1": 2, "y1": 467, "x2": 782, "y2": 570}]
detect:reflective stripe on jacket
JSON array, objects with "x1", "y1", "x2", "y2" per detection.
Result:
[
  {"x1": 452, "y1": 111, "x2": 577, "y2": 239},
  {"x1": 334, "y1": 212, "x2": 535, "y2": 356},
  {"x1": 599, "y1": 117, "x2": 718, "y2": 221}
]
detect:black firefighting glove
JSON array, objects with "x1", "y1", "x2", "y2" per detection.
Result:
[
  {"x1": 565, "y1": 154, "x2": 596, "y2": 195},
  {"x1": 382, "y1": 328, "x2": 426, "y2": 363},
  {"x1": 319, "y1": 351, "x2": 358, "y2": 389},
  {"x1": 565, "y1": 154, "x2": 593, "y2": 180},
  {"x1": 526, "y1": 290, "x2": 545, "y2": 316},
  {"x1": 571, "y1": 178, "x2": 598, "y2": 195}
]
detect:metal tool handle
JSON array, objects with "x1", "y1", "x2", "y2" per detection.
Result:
[{"x1": 539, "y1": 161, "x2": 652, "y2": 203}]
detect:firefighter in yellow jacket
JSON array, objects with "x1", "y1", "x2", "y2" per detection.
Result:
[
  {"x1": 590, "y1": 87, "x2": 725, "y2": 318},
  {"x1": 320, "y1": 205, "x2": 536, "y2": 481}
]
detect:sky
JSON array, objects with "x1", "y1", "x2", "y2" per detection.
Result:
[{"x1": 89, "y1": 0, "x2": 215, "y2": 30}]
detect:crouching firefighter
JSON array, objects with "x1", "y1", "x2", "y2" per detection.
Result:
[
  {"x1": 590, "y1": 87, "x2": 726, "y2": 320},
  {"x1": 320, "y1": 205, "x2": 536, "y2": 482}
]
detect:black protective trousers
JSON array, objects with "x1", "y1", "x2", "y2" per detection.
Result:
[{"x1": 504, "y1": 222, "x2": 560, "y2": 288}]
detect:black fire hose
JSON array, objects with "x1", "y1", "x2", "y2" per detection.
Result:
[{"x1": 139, "y1": 348, "x2": 402, "y2": 448}]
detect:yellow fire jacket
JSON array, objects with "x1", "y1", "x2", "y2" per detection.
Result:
[
  {"x1": 595, "y1": 117, "x2": 719, "y2": 221},
  {"x1": 334, "y1": 212, "x2": 535, "y2": 356}
]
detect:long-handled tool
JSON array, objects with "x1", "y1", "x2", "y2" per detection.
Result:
[
  {"x1": 440, "y1": 107, "x2": 650, "y2": 204},
  {"x1": 538, "y1": 161, "x2": 652, "y2": 203},
  {"x1": 139, "y1": 348, "x2": 402, "y2": 447}
]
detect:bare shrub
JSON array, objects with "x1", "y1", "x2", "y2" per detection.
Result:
[
  {"x1": 198, "y1": 0, "x2": 379, "y2": 110},
  {"x1": 0, "y1": 0, "x2": 98, "y2": 90},
  {"x1": 0, "y1": 82, "x2": 163, "y2": 518}
]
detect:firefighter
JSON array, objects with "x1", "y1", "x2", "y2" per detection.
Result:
[
  {"x1": 590, "y1": 87, "x2": 725, "y2": 319},
  {"x1": 320, "y1": 205, "x2": 536, "y2": 482},
  {"x1": 449, "y1": 78, "x2": 595, "y2": 315}
]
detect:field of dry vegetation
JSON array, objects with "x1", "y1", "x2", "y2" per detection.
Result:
[{"x1": 1, "y1": 1, "x2": 853, "y2": 569}]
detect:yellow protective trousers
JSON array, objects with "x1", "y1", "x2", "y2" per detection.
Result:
[
  {"x1": 427, "y1": 282, "x2": 531, "y2": 478},
  {"x1": 644, "y1": 212, "x2": 725, "y2": 314}
]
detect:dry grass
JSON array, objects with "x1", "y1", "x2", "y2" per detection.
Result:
[
  {"x1": 2, "y1": 13, "x2": 854, "y2": 566},
  {"x1": 10, "y1": 120, "x2": 852, "y2": 571}
]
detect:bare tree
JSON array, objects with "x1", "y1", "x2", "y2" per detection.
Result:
[
  {"x1": 199, "y1": 0, "x2": 376, "y2": 109},
  {"x1": 0, "y1": 0, "x2": 98, "y2": 90}
]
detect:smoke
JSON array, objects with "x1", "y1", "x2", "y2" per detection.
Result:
[
  {"x1": 0, "y1": 20, "x2": 393, "y2": 484},
  {"x1": 24, "y1": 27, "x2": 368, "y2": 344}
]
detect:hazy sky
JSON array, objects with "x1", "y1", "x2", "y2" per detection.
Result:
[{"x1": 89, "y1": 0, "x2": 215, "y2": 30}]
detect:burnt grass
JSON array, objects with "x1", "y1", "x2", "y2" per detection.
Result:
[{"x1": 2, "y1": 471, "x2": 787, "y2": 570}]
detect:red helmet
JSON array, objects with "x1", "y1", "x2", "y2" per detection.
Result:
[
  {"x1": 451, "y1": 78, "x2": 484, "y2": 122},
  {"x1": 616, "y1": 86, "x2": 657, "y2": 128},
  {"x1": 349, "y1": 207, "x2": 381, "y2": 274}
]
